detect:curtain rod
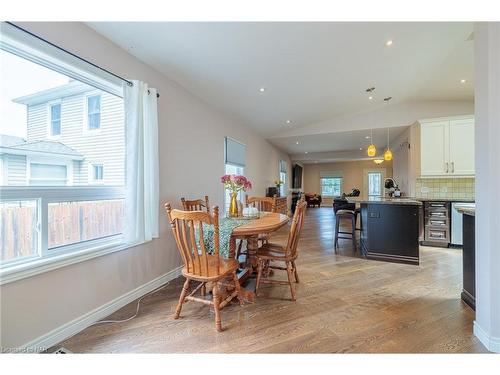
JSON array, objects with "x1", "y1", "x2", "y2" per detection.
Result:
[{"x1": 6, "y1": 22, "x2": 160, "y2": 98}]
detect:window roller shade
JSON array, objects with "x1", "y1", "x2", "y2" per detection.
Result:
[{"x1": 225, "y1": 137, "x2": 246, "y2": 168}]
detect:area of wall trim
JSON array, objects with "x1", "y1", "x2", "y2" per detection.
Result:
[{"x1": 22, "y1": 266, "x2": 183, "y2": 352}]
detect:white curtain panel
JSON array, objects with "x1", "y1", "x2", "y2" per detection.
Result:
[{"x1": 124, "y1": 80, "x2": 160, "y2": 244}]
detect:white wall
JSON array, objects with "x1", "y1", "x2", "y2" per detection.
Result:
[
  {"x1": 473, "y1": 22, "x2": 500, "y2": 353},
  {"x1": 0, "y1": 22, "x2": 290, "y2": 348}
]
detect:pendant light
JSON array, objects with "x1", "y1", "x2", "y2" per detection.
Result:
[
  {"x1": 373, "y1": 157, "x2": 384, "y2": 165},
  {"x1": 384, "y1": 128, "x2": 393, "y2": 161},
  {"x1": 367, "y1": 128, "x2": 377, "y2": 157}
]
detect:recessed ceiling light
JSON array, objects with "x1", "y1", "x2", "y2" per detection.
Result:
[
  {"x1": 305, "y1": 151, "x2": 308, "y2": 154},
  {"x1": 286, "y1": 120, "x2": 291, "y2": 124},
  {"x1": 359, "y1": 148, "x2": 363, "y2": 150},
  {"x1": 365, "y1": 136, "x2": 371, "y2": 139},
  {"x1": 385, "y1": 40, "x2": 393, "y2": 47},
  {"x1": 259, "y1": 87, "x2": 265, "y2": 92},
  {"x1": 296, "y1": 141, "x2": 299, "y2": 145},
  {"x1": 368, "y1": 96, "x2": 373, "y2": 100},
  {"x1": 460, "y1": 79, "x2": 467, "y2": 84}
]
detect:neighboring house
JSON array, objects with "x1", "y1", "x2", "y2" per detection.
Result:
[{"x1": 1, "y1": 80, "x2": 124, "y2": 186}]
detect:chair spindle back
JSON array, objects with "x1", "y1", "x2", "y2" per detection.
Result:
[
  {"x1": 245, "y1": 195, "x2": 277, "y2": 213},
  {"x1": 181, "y1": 195, "x2": 210, "y2": 213},
  {"x1": 165, "y1": 203, "x2": 220, "y2": 277},
  {"x1": 285, "y1": 199, "x2": 307, "y2": 258}
]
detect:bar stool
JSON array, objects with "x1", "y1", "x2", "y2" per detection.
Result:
[{"x1": 334, "y1": 209, "x2": 357, "y2": 254}]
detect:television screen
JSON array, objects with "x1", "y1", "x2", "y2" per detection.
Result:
[{"x1": 292, "y1": 164, "x2": 302, "y2": 189}]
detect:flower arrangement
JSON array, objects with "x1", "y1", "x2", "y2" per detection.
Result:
[
  {"x1": 221, "y1": 175, "x2": 252, "y2": 217},
  {"x1": 274, "y1": 180, "x2": 284, "y2": 187},
  {"x1": 221, "y1": 174, "x2": 252, "y2": 193}
]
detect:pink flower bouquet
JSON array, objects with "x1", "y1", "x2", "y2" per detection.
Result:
[{"x1": 221, "y1": 174, "x2": 252, "y2": 193}]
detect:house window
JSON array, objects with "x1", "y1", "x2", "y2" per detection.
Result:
[
  {"x1": 1, "y1": 26, "x2": 126, "y2": 279},
  {"x1": 87, "y1": 95, "x2": 101, "y2": 130},
  {"x1": 279, "y1": 160, "x2": 287, "y2": 196},
  {"x1": 224, "y1": 137, "x2": 246, "y2": 212},
  {"x1": 320, "y1": 177, "x2": 343, "y2": 197},
  {"x1": 368, "y1": 172, "x2": 382, "y2": 197},
  {"x1": 93, "y1": 164, "x2": 104, "y2": 181},
  {"x1": 29, "y1": 162, "x2": 68, "y2": 186},
  {"x1": 50, "y1": 103, "x2": 61, "y2": 136}
]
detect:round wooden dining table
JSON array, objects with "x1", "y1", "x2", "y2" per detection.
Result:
[{"x1": 227, "y1": 212, "x2": 289, "y2": 302}]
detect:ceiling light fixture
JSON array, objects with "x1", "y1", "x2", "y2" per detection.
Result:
[
  {"x1": 296, "y1": 141, "x2": 299, "y2": 145},
  {"x1": 367, "y1": 128, "x2": 377, "y2": 157},
  {"x1": 384, "y1": 128, "x2": 393, "y2": 161},
  {"x1": 373, "y1": 157, "x2": 385, "y2": 165},
  {"x1": 305, "y1": 151, "x2": 308, "y2": 154},
  {"x1": 365, "y1": 136, "x2": 371, "y2": 139},
  {"x1": 359, "y1": 148, "x2": 363, "y2": 151},
  {"x1": 259, "y1": 87, "x2": 265, "y2": 92},
  {"x1": 286, "y1": 120, "x2": 291, "y2": 124},
  {"x1": 385, "y1": 40, "x2": 393, "y2": 47},
  {"x1": 368, "y1": 96, "x2": 373, "y2": 100},
  {"x1": 460, "y1": 79, "x2": 467, "y2": 84}
]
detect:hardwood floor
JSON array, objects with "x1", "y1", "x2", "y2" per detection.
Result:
[{"x1": 53, "y1": 207, "x2": 487, "y2": 353}]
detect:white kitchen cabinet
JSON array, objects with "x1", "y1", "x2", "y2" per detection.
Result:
[
  {"x1": 419, "y1": 116, "x2": 475, "y2": 177},
  {"x1": 449, "y1": 118, "x2": 475, "y2": 175}
]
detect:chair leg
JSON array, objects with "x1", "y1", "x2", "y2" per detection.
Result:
[
  {"x1": 334, "y1": 215, "x2": 340, "y2": 252},
  {"x1": 174, "y1": 278, "x2": 190, "y2": 319},
  {"x1": 286, "y1": 261, "x2": 297, "y2": 301},
  {"x1": 212, "y1": 282, "x2": 223, "y2": 332},
  {"x1": 351, "y1": 215, "x2": 357, "y2": 254},
  {"x1": 292, "y1": 260, "x2": 299, "y2": 283},
  {"x1": 201, "y1": 282, "x2": 206, "y2": 296},
  {"x1": 255, "y1": 259, "x2": 264, "y2": 295},
  {"x1": 232, "y1": 271, "x2": 244, "y2": 306}
]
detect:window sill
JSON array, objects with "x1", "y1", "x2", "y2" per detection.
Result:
[{"x1": 0, "y1": 237, "x2": 142, "y2": 286}]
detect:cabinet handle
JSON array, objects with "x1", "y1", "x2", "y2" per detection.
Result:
[
  {"x1": 451, "y1": 162, "x2": 454, "y2": 173},
  {"x1": 445, "y1": 162, "x2": 449, "y2": 173}
]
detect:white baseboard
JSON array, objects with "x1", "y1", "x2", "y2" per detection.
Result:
[
  {"x1": 23, "y1": 266, "x2": 183, "y2": 353},
  {"x1": 474, "y1": 320, "x2": 500, "y2": 353}
]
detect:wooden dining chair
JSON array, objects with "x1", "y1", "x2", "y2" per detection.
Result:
[
  {"x1": 255, "y1": 199, "x2": 307, "y2": 301},
  {"x1": 235, "y1": 195, "x2": 278, "y2": 260},
  {"x1": 245, "y1": 195, "x2": 277, "y2": 213},
  {"x1": 165, "y1": 203, "x2": 243, "y2": 332},
  {"x1": 181, "y1": 195, "x2": 210, "y2": 213}
]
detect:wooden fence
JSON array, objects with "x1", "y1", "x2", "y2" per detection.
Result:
[{"x1": 1, "y1": 200, "x2": 123, "y2": 262}]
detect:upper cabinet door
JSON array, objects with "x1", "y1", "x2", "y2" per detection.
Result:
[
  {"x1": 449, "y1": 118, "x2": 475, "y2": 175},
  {"x1": 420, "y1": 121, "x2": 449, "y2": 176}
]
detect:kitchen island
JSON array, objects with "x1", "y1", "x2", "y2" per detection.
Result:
[
  {"x1": 455, "y1": 203, "x2": 476, "y2": 310},
  {"x1": 346, "y1": 197, "x2": 423, "y2": 265}
]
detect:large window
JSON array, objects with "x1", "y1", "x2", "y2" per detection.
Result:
[
  {"x1": 1, "y1": 24, "x2": 126, "y2": 280},
  {"x1": 368, "y1": 172, "x2": 382, "y2": 197},
  {"x1": 279, "y1": 160, "x2": 287, "y2": 196},
  {"x1": 320, "y1": 177, "x2": 343, "y2": 197},
  {"x1": 224, "y1": 137, "x2": 246, "y2": 211}
]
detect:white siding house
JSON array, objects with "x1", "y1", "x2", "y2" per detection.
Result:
[{"x1": 1, "y1": 81, "x2": 124, "y2": 186}]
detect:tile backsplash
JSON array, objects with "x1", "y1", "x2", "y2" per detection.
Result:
[{"x1": 415, "y1": 178, "x2": 475, "y2": 199}]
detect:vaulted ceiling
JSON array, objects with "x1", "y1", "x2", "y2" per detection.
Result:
[{"x1": 87, "y1": 22, "x2": 474, "y2": 158}]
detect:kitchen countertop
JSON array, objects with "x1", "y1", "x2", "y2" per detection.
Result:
[
  {"x1": 454, "y1": 203, "x2": 476, "y2": 216},
  {"x1": 415, "y1": 198, "x2": 475, "y2": 203},
  {"x1": 345, "y1": 197, "x2": 422, "y2": 206}
]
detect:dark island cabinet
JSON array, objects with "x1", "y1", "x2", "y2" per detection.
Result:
[
  {"x1": 461, "y1": 213, "x2": 476, "y2": 310},
  {"x1": 360, "y1": 203, "x2": 420, "y2": 265}
]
